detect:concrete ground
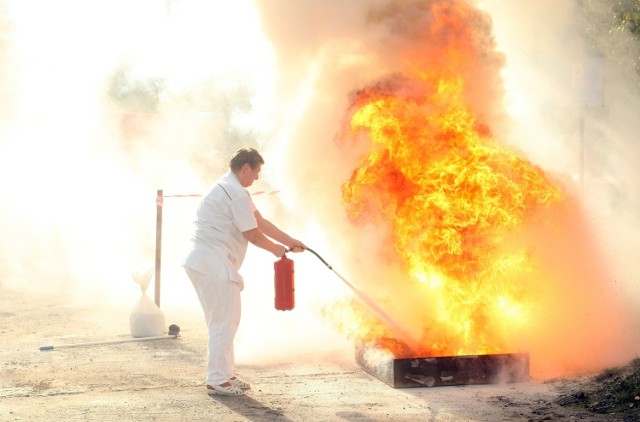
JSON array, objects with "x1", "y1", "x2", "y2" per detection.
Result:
[{"x1": 0, "y1": 288, "x2": 618, "y2": 422}]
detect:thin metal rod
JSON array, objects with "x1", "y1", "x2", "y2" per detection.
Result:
[
  {"x1": 579, "y1": 110, "x2": 585, "y2": 196},
  {"x1": 155, "y1": 189, "x2": 163, "y2": 307},
  {"x1": 39, "y1": 334, "x2": 178, "y2": 351}
]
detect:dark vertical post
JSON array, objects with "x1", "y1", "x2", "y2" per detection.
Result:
[
  {"x1": 579, "y1": 111, "x2": 585, "y2": 196},
  {"x1": 155, "y1": 189, "x2": 163, "y2": 307}
]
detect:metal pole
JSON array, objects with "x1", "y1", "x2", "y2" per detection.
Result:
[
  {"x1": 579, "y1": 110, "x2": 585, "y2": 196},
  {"x1": 40, "y1": 332, "x2": 178, "y2": 351},
  {"x1": 155, "y1": 189, "x2": 163, "y2": 307}
]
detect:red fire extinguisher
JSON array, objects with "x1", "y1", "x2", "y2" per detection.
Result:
[{"x1": 274, "y1": 254, "x2": 295, "y2": 311}]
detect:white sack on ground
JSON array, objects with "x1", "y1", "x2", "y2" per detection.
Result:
[{"x1": 129, "y1": 270, "x2": 165, "y2": 338}]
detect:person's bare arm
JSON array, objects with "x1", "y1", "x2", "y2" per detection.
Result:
[
  {"x1": 243, "y1": 227, "x2": 287, "y2": 257},
  {"x1": 254, "y1": 210, "x2": 306, "y2": 252}
]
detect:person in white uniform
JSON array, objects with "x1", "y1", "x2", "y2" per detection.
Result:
[{"x1": 184, "y1": 147, "x2": 306, "y2": 396}]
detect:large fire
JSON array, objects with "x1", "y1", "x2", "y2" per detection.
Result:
[{"x1": 328, "y1": 1, "x2": 565, "y2": 358}]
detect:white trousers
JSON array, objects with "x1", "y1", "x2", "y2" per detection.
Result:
[{"x1": 184, "y1": 266, "x2": 241, "y2": 386}]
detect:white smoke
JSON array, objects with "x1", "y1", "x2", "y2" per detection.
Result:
[
  {"x1": 1, "y1": 0, "x2": 638, "y2": 373},
  {"x1": 478, "y1": 0, "x2": 640, "y2": 346}
]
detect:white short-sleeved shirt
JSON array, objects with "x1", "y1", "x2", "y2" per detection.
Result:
[{"x1": 183, "y1": 171, "x2": 258, "y2": 289}]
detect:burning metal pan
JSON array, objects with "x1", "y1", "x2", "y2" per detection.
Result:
[{"x1": 356, "y1": 341, "x2": 529, "y2": 388}]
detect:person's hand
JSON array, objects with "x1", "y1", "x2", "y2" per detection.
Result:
[
  {"x1": 273, "y1": 244, "x2": 287, "y2": 258},
  {"x1": 287, "y1": 239, "x2": 306, "y2": 253}
]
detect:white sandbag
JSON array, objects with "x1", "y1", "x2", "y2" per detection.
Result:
[
  {"x1": 129, "y1": 269, "x2": 165, "y2": 338},
  {"x1": 129, "y1": 293, "x2": 165, "y2": 337}
]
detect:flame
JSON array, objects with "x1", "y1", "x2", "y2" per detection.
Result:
[{"x1": 330, "y1": 1, "x2": 564, "y2": 358}]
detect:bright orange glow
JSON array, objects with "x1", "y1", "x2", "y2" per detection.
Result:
[{"x1": 330, "y1": 1, "x2": 564, "y2": 358}]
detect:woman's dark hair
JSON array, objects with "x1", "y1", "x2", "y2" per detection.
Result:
[{"x1": 229, "y1": 147, "x2": 264, "y2": 171}]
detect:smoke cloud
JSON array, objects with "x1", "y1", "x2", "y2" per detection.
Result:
[
  {"x1": 478, "y1": 0, "x2": 640, "y2": 375},
  {"x1": 1, "y1": 0, "x2": 638, "y2": 376},
  {"x1": 254, "y1": 0, "x2": 640, "y2": 376}
]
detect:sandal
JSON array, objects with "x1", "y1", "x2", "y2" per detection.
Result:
[
  {"x1": 206, "y1": 382, "x2": 244, "y2": 396},
  {"x1": 229, "y1": 376, "x2": 251, "y2": 390}
]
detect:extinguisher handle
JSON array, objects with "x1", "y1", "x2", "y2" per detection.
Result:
[{"x1": 305, "y1": 248, "x2": 333, "y2": 270}]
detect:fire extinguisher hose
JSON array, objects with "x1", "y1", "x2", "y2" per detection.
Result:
[
  {"x1": 304, "y1": 247, "x2": 332, "y2": 270},
  {"x1": 303, "y1": 248, "x2": 357, "y2": 291}
]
